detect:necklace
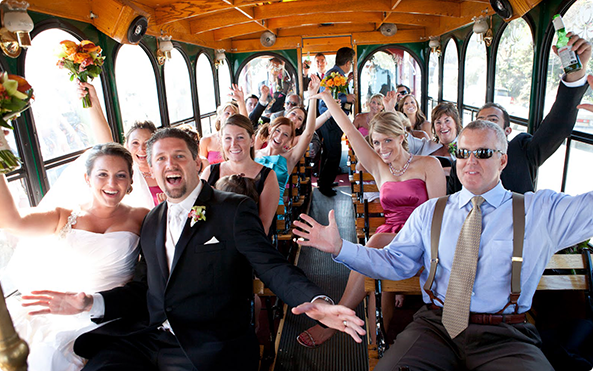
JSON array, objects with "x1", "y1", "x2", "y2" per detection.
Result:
[
  {"x1": 388, "y1": 154, "x2": 413, "y2": 176},
  {"x1": 141, "y1": 171, "x2": 153, "y2": 179}
]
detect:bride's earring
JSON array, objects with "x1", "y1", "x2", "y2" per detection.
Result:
[{"x1": 127, "y1": 185, "x2": 133, "y2": 194}]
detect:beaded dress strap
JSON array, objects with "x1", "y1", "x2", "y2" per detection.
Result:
[{"x1": 57, "y1": 209, "x2": 80, "y2": 239}]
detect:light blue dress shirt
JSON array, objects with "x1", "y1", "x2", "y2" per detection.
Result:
[{"x1": 335, "y1": 182, "x2": 593, "y2": 314}]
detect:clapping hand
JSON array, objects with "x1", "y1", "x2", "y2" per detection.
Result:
[
  {"x1": 260, "y1": 85, "x2": 270, "y2": 103},
  {"x1": 291, "y1": 301, "x2": 366, "y2": 343},
  {"x1": 21, "y1": 290, "x2": 93, "y2": 316}
]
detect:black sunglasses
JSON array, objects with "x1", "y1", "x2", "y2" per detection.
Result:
[
  {"x1": 397, "y1": 90, "x2": 408, "y2": 95},
  {"x1": 455, "y1": 148, "x2": 504, "y2": 159},
  {"x1": 286, "y1": 101, "x2": 298, "y2": 106}
]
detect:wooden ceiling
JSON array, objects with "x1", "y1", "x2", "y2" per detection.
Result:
[{"x1": 28, "y1": 0, "x2": 543, "y2": 53}]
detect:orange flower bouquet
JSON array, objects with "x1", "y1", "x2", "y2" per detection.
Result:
[
  {"x1": 0, "y1": 72, "x2": 33, "y2": 173},
  {"x1": 56, "y1": 40, "x2": 105, "y2": 108},
  {"x1": 320, "y1": 72, "x2": 348, "y2": 99}
]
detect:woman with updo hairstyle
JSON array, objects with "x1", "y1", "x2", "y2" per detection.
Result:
[
  {"x1": 215, "y1": 174, "x2": 259, "y2": 204},
  {"x1": 0, "y1": 142, "x2": 149, "y2": 371},
  {"x1": 199, "y1": 101, "x2": 240, "y2": 165},
  {"x1": 397, "y1": 94, "x2": 432, "y2": 139},
  {"x1": 353, "y1": 93, "x2": 384, "y2": 136},
  {"x1": 297, "y1": 88, "x2": 446, "y2": 349},
  {"x1": 202, "y1": 113, "x2": 279, "y2": 233}
]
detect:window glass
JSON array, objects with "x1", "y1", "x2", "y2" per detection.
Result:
[
  {"x1": 237, "y1": 55, "x2": 296, "y2": 101},
  {"x1": 164, "y1": 48, "x2": 193, "y2": 124},
  {"x1": 25, "y1": 29, "x2": 107, "y2": 161},
  {"x1": 544, "y1": 0, "x2": 593, "y2": 134},
  {"x1": 360, "y1": 49, "x2": 422, "y2": 112},
  {"x1": 217, "y1": 61, "x2": 232, "y2": 104},
  {"x1": 537, "y1": 139, "x2": 565, "y2": 192},
  {"x1": 428, "y1": 52, "x2": 440, "y2": 98},
  {"x1": 442, "y1": 39, "x2": 459, "y2": 103},
  {"x1": 495, "y1": 18, "x2": 533, "y2": 119},
  {"x1": 196, "y1": 54, "x2": 216, "y2": 116},
  {"x1": 564, "y1": 141, "x2": 593, "y2": 195},
  {"x1": 463, "y1": 33, "x2": 487, "y2": 108},
  {"x1": 115, "y1": 44, "x2": 161, "y2": 133}
]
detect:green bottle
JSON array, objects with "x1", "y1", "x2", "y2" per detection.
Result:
[{"x1": 553, "y1": 14, "x2": 582, "y2": 74}]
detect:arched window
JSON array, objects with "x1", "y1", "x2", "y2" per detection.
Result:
[
  {"x1": 427, "y1": 51, "x2": 440, "y2": 119},
  {"x1": 237, "y1": 54, "x2": 297, "y2": 99},
  {"x1": 196, "y1": 53, "x2": 216, "y2": 135},
  {"x1": 442, "y1": 39, "x2": 459, "y2": 103},
  {"x1": 115, "y1": 44, "x2": 161, "y2": 134},
  {"x1": 217, "y1": 60, "x2": 232, "y2": 104},
  {"x1": 539, "y1": 1, "x2": 593, "y2": 194},
  {"x1": 164, "y1": 48, "x2": 193, "y2": 124},
  {"x1": 359, "y1": 48, "x2": 422, "y2": 112},
  {"x1": 25, "y1": 28, "x2": 108, "y2": 186},
  {"x1": 463, "y1": 32, "x2": 487, "y2": 123},
  {"x1": 495, "y1": 17, "x2": 533, "y2": 120}
]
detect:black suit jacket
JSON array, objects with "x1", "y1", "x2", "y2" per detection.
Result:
[
  {"x1": 75, "y1": 181, "x2": 325, "y2": 370},
  {"x1": 447, "y1": 80, "x2": 589, "y2": 194}
]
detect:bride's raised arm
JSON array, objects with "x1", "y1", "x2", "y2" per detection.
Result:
[
  {"x1": 0, "y1": 174, "x2": 67, "y2": 236},
  {"x1": 77, "y1": 82, "x2": 113, "y2": 143},
  {"x1": 285, "y1": 75, "x2": 320, "y2": 170},
  {"x1": 313, "y1": 89, "x2": 383, "y2": 179}
]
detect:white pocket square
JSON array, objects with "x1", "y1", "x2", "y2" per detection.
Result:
[{"x1": 204, "y1": 236, "x2": 219, "y2": 245}]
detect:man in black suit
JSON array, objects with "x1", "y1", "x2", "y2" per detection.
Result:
[
  {"x1": 31, "y1": 128, "x2": 364, "y2": 370},
  {"x1": 447, "y1": 32, "x2": 590, "y2": 194},
  {"x1": 317, "y1": 47, "x2": 356, "y2": 197}
]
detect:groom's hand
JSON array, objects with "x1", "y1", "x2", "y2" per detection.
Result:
[
  {"x1": 293, "y1": 210, "x2": 343, "y2": 255},
  {"x1": 292, "y1": 302, "x2": 366, "y2": 343},
  {"x1": 21, "y1": 290, "x2": 93, "y2": 316}
]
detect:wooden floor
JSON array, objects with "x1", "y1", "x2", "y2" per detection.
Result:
[{"x1": 273, "y1": 185, "x2": 369, "y2": 371}]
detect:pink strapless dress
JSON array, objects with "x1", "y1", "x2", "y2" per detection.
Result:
[
  {"x1": 358, "y1": 126, "x2": 369, "y2": 137},
  {"x1": 207, "y1": 151, "x2": 224, "y2": 164},
  {"x1": 375, "y1": 178, "x2": 429, "y2": 234}
]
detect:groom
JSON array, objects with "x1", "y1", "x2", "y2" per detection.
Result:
[{"x1": 29, "y1": 128, "x2": 364, "y2": 370}]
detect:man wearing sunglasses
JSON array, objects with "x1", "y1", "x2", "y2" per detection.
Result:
[
  {"x1": 270, "y1": 93, "x2": 302, "y2": 120},
  {"x1": 294, "y1": 119, "x2": 593, "y2": 371},
  {"x1": 396, "y1": 84, "x2": 411, "y2": 102},
  {"x1": 448, "y1": 32, "x2": 591, "y2": 195}
]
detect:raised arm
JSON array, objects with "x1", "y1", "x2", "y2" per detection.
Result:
[
  {"x1": 78, "y1": 82, "x2": 113, "y2": 143},
  {"x1": 526, "y1": 33, "x2": 590, "y2": 166},
  {"x1": 285, "y1": 75, "x2": 320, "y2": 170},
  {"x1": 314, "y1": 109, "x2": 332, "y2": 130},
  {"x1": 230, "y1": 84, "x2": 248, "y2": 116},
  {"x1": 0, "y1": 174, "x2": 66, "y2": 236},
  {"x1": 313, "y1": 89, "x2": 384, "y2": 178}
]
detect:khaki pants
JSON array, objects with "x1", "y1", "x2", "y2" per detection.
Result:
[{"x1": 375, "y1": 305, "x2": 553, "y2": 371}]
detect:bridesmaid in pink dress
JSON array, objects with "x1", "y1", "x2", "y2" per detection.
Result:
[
  {"x1": 297, "y1": 89, "x2": 446, "y2": 348},
  {"x1": 353, "y1": 93, "x2": 384, "y2": 137}
]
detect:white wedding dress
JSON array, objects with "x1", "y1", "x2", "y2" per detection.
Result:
[{"x1": 5, "y1": 211, "x2": 140, "y2": 371}]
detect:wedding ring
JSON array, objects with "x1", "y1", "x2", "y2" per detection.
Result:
[{"x1": 342, "y1": 320, "x2": 348, "y2": 327}]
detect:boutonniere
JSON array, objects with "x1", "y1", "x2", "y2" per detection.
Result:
[
  {"x1": 188, "y1": 206, "x2": 206, "y2": 227},
  {"x1": 448, "y1": 142, "x2": 457, "y2": 156}
]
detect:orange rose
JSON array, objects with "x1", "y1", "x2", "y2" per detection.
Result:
[
  {"x1": 326, "y1": 79, "x2": 335, "y2": 87},
  {"x1": 73, "y1": 52, "x2": 91, "y2": 64},
  {"x1": 80, "y1": 40, "x2": 101, "y2": 54},
  {"x1": 7, "y1": 75, "x2": 32, "y2": 93},
  {"x1": 60, "y1": 40, "x2": 78, "y2": 58}
]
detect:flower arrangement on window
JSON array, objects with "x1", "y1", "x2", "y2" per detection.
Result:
[
  {"x1": 56, "y1": 40, "x2": 105, "y2": 108},
  {"x1": 0, "y1": 73, "x2": 33, "y2": 173},
  {"x1": 320, "y1": 72, "x2": 348, "y2": 99}
]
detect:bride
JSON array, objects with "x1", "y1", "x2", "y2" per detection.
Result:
[{"x1": 1, "y1": 142, "x2": 149, "y2": 371}]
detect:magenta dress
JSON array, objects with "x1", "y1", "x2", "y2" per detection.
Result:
[
  {"x1": 207, "y1": 151, "x2": 224, "y2": 164},
  {"x1": 375, "y1": 179, "x2": 429, "y2": 234}
]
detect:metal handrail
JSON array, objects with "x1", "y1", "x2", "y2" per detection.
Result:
[{"x1": 0, "y1": 283, "x2": 28, "y2": 371}]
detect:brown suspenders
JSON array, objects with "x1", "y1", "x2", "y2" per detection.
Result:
[{"x1": 423, "y1": 193, "x2": 525, "y2": 313}]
